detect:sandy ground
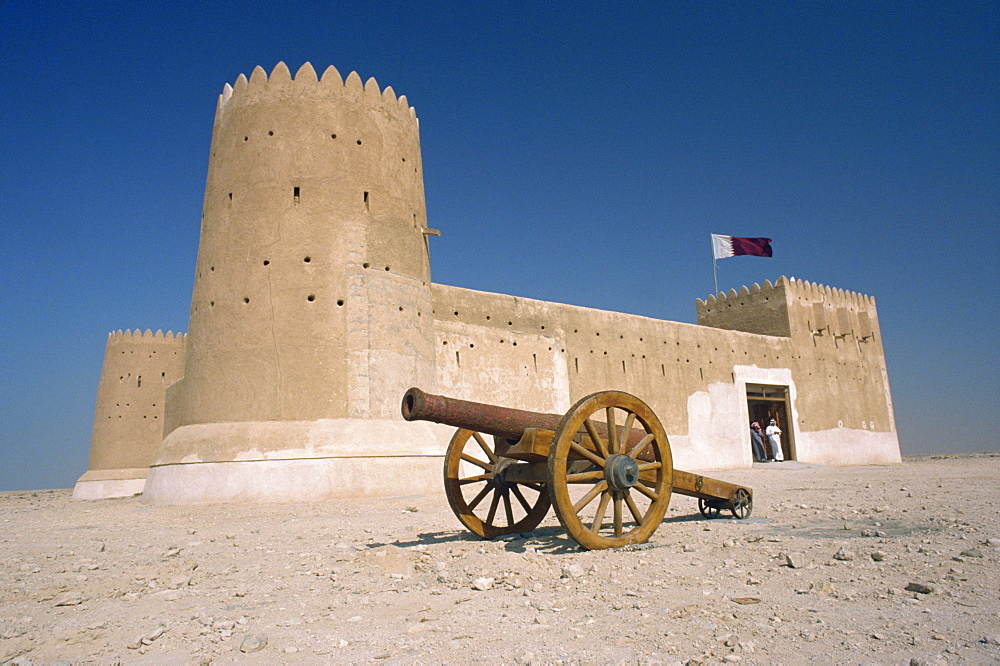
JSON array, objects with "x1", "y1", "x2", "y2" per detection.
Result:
[{"x1": 2, "y1": 454, "x2": 999, "y2": 665}]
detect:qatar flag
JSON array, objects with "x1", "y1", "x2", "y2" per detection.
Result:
[{"x1": 711, "y1": 234, "x2": 773, "y2": 260}]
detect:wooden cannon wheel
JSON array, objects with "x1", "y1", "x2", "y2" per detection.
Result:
[
  {"x1": 547, "y1": 391, "x2": 673, "y2": 550},
  {"x1": 443, "y1": 428, "x2": 551, "y2": 538}
]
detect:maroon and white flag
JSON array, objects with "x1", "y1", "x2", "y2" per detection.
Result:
[{"x1": 711, "y1": 234, "x2": 773, "y2": 260}]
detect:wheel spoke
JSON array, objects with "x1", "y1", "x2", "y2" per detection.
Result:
[
  {"x1": 570, "y1": 441, "x2": 605, "y2": 467},
  {"x1": 510, "y1": 484, "x2": 532, "y2": 513},
  {"x1": 485, "y1": 489, "x2": 501, "y2": 526},
  {"x1": 472, "y1": 431, "x2": 498, "y2": 463},
  {"x1": 613, "y1": 493, "x2": 623, "y2": 538},
  {"x1": 572, "y1": 480, "x2": 608, "y2": 513},
  {"x1": 591, "y1": 490, "x2": 611, "y2": 531},
  {"x1": 503, "y1": 491, "x2": 515, "y2": 526},
  {"x1": 631, "y1": 480, "x2": 659, "y2": 502},
  {"x1": 467, "y1": 483, "x2": 493, "y2": 510},
  {"x1": 624, "y1": 491, "x2": 644, "y2": 524},
  {"x1": 636, "y1": 461, "x2": 662, "y2": 472},
  {"x1": 619, "y1": 412, "x2": 636, "y2": 452},
  {"x1": 583, "y1": 418, "x2": 609, "y2": 459},
  {"x1": 566, "y1": 469, "x2": 605, "y2": 483},
  {"x1": 606, "y1": 407, "x2": 618, "y2": 454},
  {"x1": 460, "y1": 453, "x2": 492, "y2": 471},
  {"x1": 627, "y1": 434, "x2": 655, "y2": 459},
  {"x1": 458, "y1": 473, "x2": 491, "y2": 485}
]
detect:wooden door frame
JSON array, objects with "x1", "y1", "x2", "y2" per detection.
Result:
[{"x1": 746, "y1": 384, "x2": 794, "y2": 460}]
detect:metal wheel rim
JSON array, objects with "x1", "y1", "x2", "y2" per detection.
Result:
[
  {"x1": 730, "y1": 487, "x2": 753, "y2": 519},
  {"x1": 548, "y1": 391, "x2": 673, "y2": 550},
  {"x1": 443, "y1": 428, "x2": 550, "y2": 538}
]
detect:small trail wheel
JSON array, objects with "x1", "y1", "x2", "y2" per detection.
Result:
[
  {"x1": 443, "y1": 428, "x2": 550, "y2": 538},
  {"x1": 698, "y1": 498, "x2": 722, "y2": 519},
  {"x1": 730, "y1": 487, "x2": 753, "y2": 519},
  {"x1": 548, "y1": 391, "x2": 672, "y2": 550}
]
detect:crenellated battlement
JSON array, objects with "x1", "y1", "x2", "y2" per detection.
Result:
[
  {"x1": 783, "y1": 277, "x2": 876, "y2": 310},
  {"x1": 217, "y1": 62, "x2": 417, "y2": 125},
  {"x1": 698, "y1": 277, "x2": 876, "y2": 312},
  {"x1": 696, "y1": 276, "x2": 880, "y2": 340},
  {"x1": 698, "y1": 277, "x2": 782, "y2": 310},
  {"x1": 106, "y1": 329, "x2": 187, "y2": 345}
]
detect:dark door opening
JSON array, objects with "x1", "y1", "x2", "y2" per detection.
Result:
[{"x1": 746, "y1": 384, "x2": 794, "y2": 461}]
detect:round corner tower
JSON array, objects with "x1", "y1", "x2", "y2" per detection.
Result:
[
  {"x1": 144, "y1": 63, "x2": 443, "y2": 504},
  {"x1": 73, "y1": 329, "x2": 187, "y2": 499}
]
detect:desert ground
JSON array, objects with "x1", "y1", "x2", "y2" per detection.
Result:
[{"x1": 2, "y1": 454, "x2": 998, "y2": 665}]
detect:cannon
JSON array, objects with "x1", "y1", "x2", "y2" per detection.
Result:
[{"x1": 402, "y1": 388, "x2": 753, "y2": 550}]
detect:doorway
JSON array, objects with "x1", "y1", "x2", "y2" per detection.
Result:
[{"x1": 746, "y1": 384, "x2": 794, "y2": 461}]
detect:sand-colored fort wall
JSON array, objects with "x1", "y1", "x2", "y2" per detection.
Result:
[
  {"x1": 142, "y1": 64, "x2": 444, "y2": 504},
  {"x1": 72, "y1": 330, "x2": 186, "y2": 499},
  {"x1": 75, "y1": 63, "x2": 899, "y2": 503},
  {"x1": 432, "y1": 278, "x2": 899, "y2": 473},
  {"x1": 697, "y1": 278, "x2": 898, "y2": 465}
]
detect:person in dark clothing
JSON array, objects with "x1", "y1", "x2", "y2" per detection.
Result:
[{"x1": 750, "y1": 422, "x2": 768, "y2": 462}]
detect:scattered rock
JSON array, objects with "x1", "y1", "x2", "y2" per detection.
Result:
[
  {"x1": 905, "y1": 582, "x2": 935, "y2": 594},
  {"x1": 53, "y1": 591, "x2": 83, "y2": 606},
  {"x1": 560, "y1": 564, "x2": 585, "y2": 579},
  {"x1": 240, "y1": 633, "x2": 268, "y2": 653},
  {"x1": 141, "y1": 625, "x2": 167, "y2": 645},
  {"x1": 472, "y1": 577, "x2": 494, "y2": 591},
  {"x1": 833, "y1": 547, "x2": 855, "y2": 561},
  {"x1": 959, "y1": 548, "x2": 983, "y2": 558},
  {"x1": 784, "y1": 552, "x2": 808, "y2": 569},
  {"x1": 870, "y1": 550, "x2": 887, "y2": 561}
]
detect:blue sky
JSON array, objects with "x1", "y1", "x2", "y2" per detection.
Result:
[{"x1": 1, "y1": 1, "x2": 997, "y2": 491}]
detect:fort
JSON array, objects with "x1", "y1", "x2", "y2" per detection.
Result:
[{"x1": 73, "y1": 63, "x2": 900, "y2": 503}]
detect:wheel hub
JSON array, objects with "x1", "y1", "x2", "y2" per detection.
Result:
[
  {"x1": 605, "y1": 453, "x2": 640, "y2": 491},
  {"x1": 492, "y1": 457, "x2": 515, "y2": 492}
]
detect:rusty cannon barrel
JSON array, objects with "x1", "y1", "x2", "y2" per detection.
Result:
[
  {"x1": 401, "y1": 387, "x2": 651, "y2": 453},
  {"x1": 401, "y1": 387, "x2": 564, "y2": 441}
]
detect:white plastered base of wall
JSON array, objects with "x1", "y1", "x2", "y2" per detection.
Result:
[
  {"x1": 72, "y1": 468, "x2": 148, "y2": 500},
  {"x1": 669, "y1": 365, "x2": 793, "y2": 471},
  {"x1": 795, "y1": 429, "x2": 901, "y2": 465},
  {"x1": 143, "y1": 419, "x2": 454, "y2": 505}
]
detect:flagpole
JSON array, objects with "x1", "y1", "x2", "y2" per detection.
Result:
[{"x1": 711, "y1": 234, "x2": 719, "y2": 295}]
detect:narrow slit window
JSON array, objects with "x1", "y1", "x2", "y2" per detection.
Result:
[
  {"x1": 363, "y1": 191, "x2": 370, "y2": 212},
  {"x1": 293, "y1": 186, "x2": 300, "y2": 204}
]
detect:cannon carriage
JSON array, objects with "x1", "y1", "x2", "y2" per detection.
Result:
[{"x1": 402, "y1": 388, "x2": 753, "y2": 550}]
